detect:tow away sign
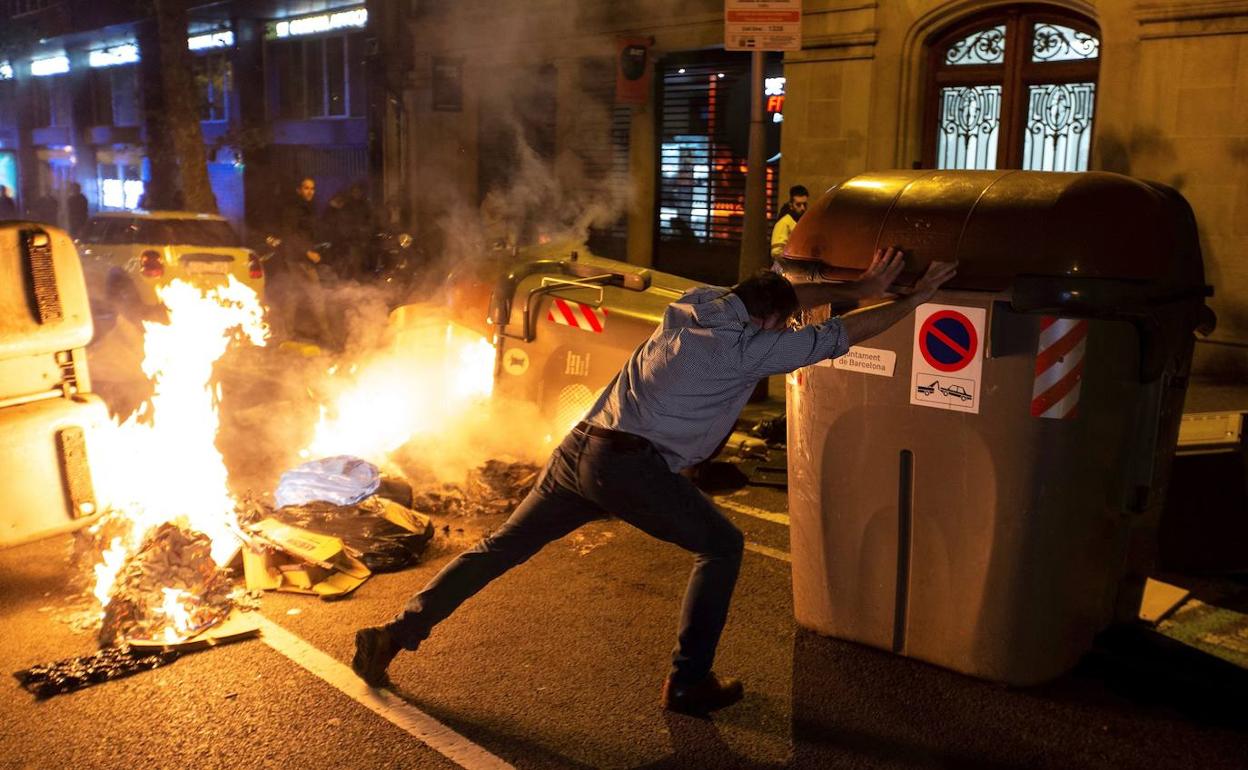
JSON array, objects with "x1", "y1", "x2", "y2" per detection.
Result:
[{"x1": 910, "y1": 303, "x2": 985, "y2": 414}]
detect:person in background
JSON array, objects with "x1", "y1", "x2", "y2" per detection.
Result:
[
  {"x1": 770, "y1": 184, "x2": 809, "y2": 263},
  {"x1": 0, "y1": 186, "x2": 17, "y2": 219},
  {"x1": 352, "y1": 248, "x2": 958, "y2": 717},
  {"x1": 268, "y1": 177, "x2": 332, "y2": 347},
  {"x1": 67, "y1": 183, "x2": 88, "y2": 237}
]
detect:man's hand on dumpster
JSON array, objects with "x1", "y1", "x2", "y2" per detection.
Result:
[
  {"x1": 909, "y1": 260, "x2": 958, "y2": 303},
  {"x1": 853, "y1": 246, "x2": 906, "y2": 298},
  {"x1": 839, "y1": 260, "x2": 959, "y2": 347}
]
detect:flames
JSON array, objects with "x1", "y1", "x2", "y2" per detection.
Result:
[
  {"x1": 88, "y1": 276, "x2": 267, "y2": 620},
  {"x1": 303, "y1": 307, "x2": 496, "y2": 466},
  {"x1": 83, "y1": 281, "x2": 506, "y2": 643}
]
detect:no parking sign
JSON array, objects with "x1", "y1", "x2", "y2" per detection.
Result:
[{"x1": 910, "y1": 303, "x2": 986, "y2": 413}]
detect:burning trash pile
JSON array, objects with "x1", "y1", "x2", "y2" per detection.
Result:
[
  {"x1": 19, "y1": 277, "x2": 552, "y2": 699},
  {"x1": 98, "y1": 523, "x2": 234, "y2": 646}
]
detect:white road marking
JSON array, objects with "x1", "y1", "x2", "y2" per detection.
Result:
[
  {"x1": 256, "y1": 617, "x2": 514, "y2": 770},
  {"x1": 715, "y1": 496, "x2": 790, "y2": 526},
  {"x1": 745, "y1": 542, "x2": 792, "y2": 563},
  {"x1": 713, "y1": 496, "x2": 793, "y2": 563}
]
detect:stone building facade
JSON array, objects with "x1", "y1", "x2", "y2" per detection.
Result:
[{"x1": 395, "y1": 0, "x2": 1247, "y2": 377}]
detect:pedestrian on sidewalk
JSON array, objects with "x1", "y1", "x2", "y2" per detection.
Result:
[
  {"x1": 770, "y1": 184, "x2": 809, "y2": 264},
  {"x1": 354, "y1": 247, "x2": 957, "y2": 715}
]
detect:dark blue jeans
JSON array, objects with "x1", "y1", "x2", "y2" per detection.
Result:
[{"x1": 387, "y1": 426, "x2": 745, "y2": 684}]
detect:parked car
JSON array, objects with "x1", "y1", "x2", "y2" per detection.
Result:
[{"x1": 76, "y1": 210, "x2": 264, "y2": 319}]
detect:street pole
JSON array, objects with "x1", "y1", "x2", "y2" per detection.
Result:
[{"x1": 737, "y1": 49, "x2": 767, "y2": 281}]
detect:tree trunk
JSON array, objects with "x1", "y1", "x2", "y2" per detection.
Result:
[{"x1": 137, "y1": 0, "x2": 217, "y2": 213}]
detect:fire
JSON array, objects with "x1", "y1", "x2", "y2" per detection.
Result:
[
  {"x1": 159, "y1": 587, "x2": 195, "y2": 644},
  {"x1": 88, "y1": 276, "x2": 267, "y2": 616},
  {"x1": 92, "y1": 537, "x2": 127, "y2": 606},
  {"x1": 303, "y1": 312, "x2": 495, "y2": 464}
]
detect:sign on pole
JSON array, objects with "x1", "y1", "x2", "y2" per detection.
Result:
[{"x1": 725, "y1": 0, "x2": 802, "y2": 52}]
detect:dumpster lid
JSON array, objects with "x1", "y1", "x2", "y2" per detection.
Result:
[{"x1": 783, "y1": 170, "x2": 1207, "y2": 295}]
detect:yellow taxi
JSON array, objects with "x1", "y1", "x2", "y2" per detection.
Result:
[{"x1": 76, "y1": 210, "x2": 264, "y2": 318}]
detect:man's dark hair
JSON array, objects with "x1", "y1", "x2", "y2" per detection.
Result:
[
  {"x1": 789, "y1": 185, "x2": 809, "y2": 199},
  {"x1": 730, "y1": 271, "x2": 799, "y2": 322}
]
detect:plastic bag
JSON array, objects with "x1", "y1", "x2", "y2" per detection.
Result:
[{"x1": 275, "y1": 455, "x2": 380, "y2": 508}]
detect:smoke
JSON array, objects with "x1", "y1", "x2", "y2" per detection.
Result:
[
  {"x1": 86, "y1": 5, "x2": 656, "y2": 500},
  {"x1": 409, "y1": 3, "x2": 636, "y2": 287}
]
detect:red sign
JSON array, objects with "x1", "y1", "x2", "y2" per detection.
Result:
[
  {"x1": 615, "y1": 37, "x2": 652, "y2": 105},
  {"x1": 918, "y1": 310, "x2": 978, "y2": 372},
  {"x1": 726, "y1": 10, "x2": 800, "y2": 23}
]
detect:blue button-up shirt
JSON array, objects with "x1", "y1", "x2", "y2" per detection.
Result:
[{"x1": 584, "y1": 286, "x2": 850, "y2": 472}]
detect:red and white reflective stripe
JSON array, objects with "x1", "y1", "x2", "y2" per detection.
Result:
[
  {"x1": 1031, "y1": 316, "x2": 1088, "y2": 419},
  {"x1": 546, "y1": 297, "x2": 608, "y2": 333}
]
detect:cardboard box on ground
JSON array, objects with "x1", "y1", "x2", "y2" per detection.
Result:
[{"x1": 242, "y1": 494, "x2": 433, "y2": 598}]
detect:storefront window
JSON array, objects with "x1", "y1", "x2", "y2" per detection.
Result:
[
  {"x1": 193, "y1": 53, "x2": 230, "y2": 122},
  {"x1": 98, "y1": 163, "x2": 144, "y2": 210},
  {"x1": 267, "y1": 31, "x2": 366, "y2": 120},
  {"x1": 654, "y1": 53, "x2": 780, "y2": 283},
  {"x1": 30, "y1": 75, "x2": 70, "y2": 128}
]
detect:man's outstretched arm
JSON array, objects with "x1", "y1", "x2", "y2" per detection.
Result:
[
  {"x1": 789, "y1": 247, "x2": 907, "y2": 311},
  {"x1": 837, "y1": 259, "x2": 958, "y2": 346}
]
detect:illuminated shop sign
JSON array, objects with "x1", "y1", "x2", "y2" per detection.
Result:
[
  {"x1": 765, "y1": 76, "x2": 786, "y2": 124},
  {"x1": 188, "y1": 30, "x2": 235, "y2": 50},
  {"x1": 0, "y1": 61, "x2": 12, "y2": 80},
  {"x1": 267, "y1": 7, "x2": 367, "y2": 39},
  {"x1": 30, "y1": 55, "x2": 69, "y2": 77},
  {"x1": 89, "y1": 44, "x2": 139, "y2": 68}
]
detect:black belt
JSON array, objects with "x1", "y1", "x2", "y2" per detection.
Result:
[{"x1": 575, "y1": 421, "x2": 654, "y2": 451}]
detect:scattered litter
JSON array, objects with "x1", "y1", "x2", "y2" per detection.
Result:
[
  {"x1": 410, "y1": 460, "x2": 539, "y2": 519},
  {"x1": 224, "y1": 692, "x2": 238, "y2": 699},
  {"x1": 750, "y1": 415, "x2": 787, "y2": 446},
  {"x1": 1138, "y1": 577, "x2": 1191, "y2": 625},
  {"x1": 286, "y1": 608, "x2": 302, "y2": 616},
  {"x1": 126, "y1": 609, "x2": 260, "y2": 653},
  {"x1": 14, "y1": 645, "x2": 180, "y2": 699},
  {"x1": 569, "y1": 531, "x2": 615, "y2": 556},
  {"x1": 241, "y1": 518, "x2": 371, "y2": 599},
  {"x1": 275, "y1": 456, "x2": 381, "y2": 508},
  {"x1": 260, "y1": 496, "x2": 434, "y2": 573}
]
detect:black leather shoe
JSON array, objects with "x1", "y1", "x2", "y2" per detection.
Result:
[
  {"x1": 352, "y1": 626, "x2": 400, "y2": 687},
  {"x1": 661, "y1": 672, "x2": 744, "y2": 715}
]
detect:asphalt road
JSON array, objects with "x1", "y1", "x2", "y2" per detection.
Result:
[{"x1": 2, "y1": 481, "x2": 1246, "y2": 770}]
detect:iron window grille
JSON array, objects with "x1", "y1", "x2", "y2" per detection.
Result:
[{"x1": 922, "y1": 6, "x2": 1100, "y2": 172}]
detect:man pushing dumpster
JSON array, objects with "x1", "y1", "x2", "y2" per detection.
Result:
[{"x1": 353, "y1": 247, "x2": 957, "y2": 715}]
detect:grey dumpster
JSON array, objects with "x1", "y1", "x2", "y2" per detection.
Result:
[
  {"x1": 487, "y1": 252, "x2": 698, "y2": 431},
  {"x1": 1, "y1": 223, "x2": 108, "y2": 547},
  {"x1": 784, "y1": 170, "x2": 1214, "y2": 686}
]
